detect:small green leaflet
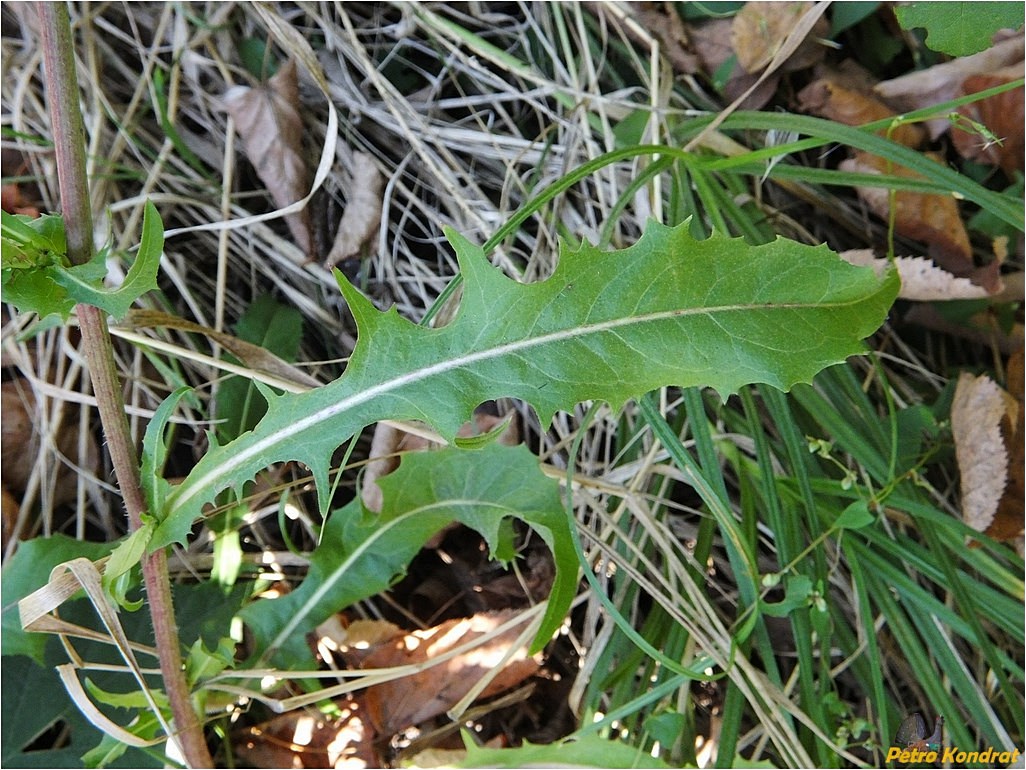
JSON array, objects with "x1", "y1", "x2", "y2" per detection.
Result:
[
  {"x1": 0, "y1": 201, "x2": 164, "y2": 321},
  {"x1": 456, "y1": 730, "x2": 671, "y2": 768}
]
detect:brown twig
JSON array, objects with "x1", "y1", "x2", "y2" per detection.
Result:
[{"x1": 36, "y1": 3, "x2": 213, "y2": 767}]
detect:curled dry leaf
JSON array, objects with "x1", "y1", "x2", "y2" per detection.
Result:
[
  {"x1": 325, "y1": 151, "x2": 385, "y2": 269},
  {"x1": 951, "y1": 372, "x2": 1019, "y2": 536},
  {"x1": 838, "y1": 151, "x2": 982, "y2": 284},
  {"x1": 839, "y1": 250, "x2": 995, "y2": 301},
  {"x1": 224, "y1": 59, "x2": 314, "y2": 257},
  {"x1": 358, "y1": 610, "x2": 540, "y2": 735},
  {"x1": 731, "y1": 1, "x2": 827, "y2": 74}
]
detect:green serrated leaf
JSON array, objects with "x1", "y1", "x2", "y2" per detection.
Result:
[
  {"x1": 239, "y1": 443, "x2": 573, "y2": 666},
  {"x1": 1, "y1": 265, "x2": 77, "y2": 321},
  {"x1": 83, "y1": 678, "x2": 170, "y2": 712},
  {"x1": 457, "y1": 730, "x2": 670, "y2": 768},
  {"x1": 1, "y1": 211, "x2": 67, "y2": 261},
  {"x1": 185, "y1": 637, "x2": 236, "y2": 687},
  {"x1": 156, "y1": 222, "x2": 898, "y2": 557},
  {"x1": 164, "y1": 222, "x2": 901, "y2": 652},
  {"x1": 140, "y1": 387, "x2": 190, "y2": 517},
  {"x1": 895, "y1": 2, "x2": 1024, "y2": 56},
  {"x1": 51, "y1": 201, "x2": 163, "y2": 320},
  {"x1": 101, "y1": 522, "x2": 154, "y2": 607},
  {"x1": 216, "y1": 295, "x2": 303, "y2": 441}
]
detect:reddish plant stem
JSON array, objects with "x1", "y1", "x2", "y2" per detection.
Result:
[{"x1": 37, "y1": 4, "x2": 212, "y2": 767}]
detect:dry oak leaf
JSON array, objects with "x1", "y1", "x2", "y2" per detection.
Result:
[
  {"x1": 224, "y1": 59, "x2": 314, "y2": 257},
  {"x1": 325, "y1": 151, "x2": 385, "y2": 268},
  {"x1": 951, "y1": 372, "x2": 1020, "y2": 536},
  {"x1": 359, "y1": 610, "x2": 540, "y2": 735},
  {"x1": 838, "y1": 151, "x2": 982, "y2": 284},
  {"x1": 875, "y1": 34, "x2": 1024, "y2": 141},
  {"x1": 951, "y1": 67, "x2": 1025, "y2": 178},
  {"x1": 731, "y1": 1, "x2": 828, "y2": 74},
  {"x1": 839, "y1": 250, "x2": 995, "y2": 301}
]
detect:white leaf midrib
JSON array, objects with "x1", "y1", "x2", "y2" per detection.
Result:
[{"x1": 169, "y1": 298, "x2": 844, "y2": 519}]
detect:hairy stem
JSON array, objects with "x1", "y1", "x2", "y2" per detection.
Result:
[{"x1": 37, "y1": 4, "x2": 212, "y2": 767}]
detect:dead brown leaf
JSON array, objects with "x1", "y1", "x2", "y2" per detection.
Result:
[
  {"x1": 839, "y1": 250, "x2": 996, "y2": 301},
  {"x1": 225, "y1": 59, "x2": 314, "y2": 257},
  {"x1": 1, "y1": 183, "x2": 40, "y2": 217},
  {"x1": 318, "y1": 617, "x2": 404, "y2": 663},
  {"x1": 731, "y1": 1, "x2": 827, "y2": 74},
  {"x1": 689, "y1": 18, "x2": 780, "y2": 110},
  {"x1": 798, "y1": 65, "x2": 925, "y2": 147},
  {"x1": 875, "y1": 34, "x2": 1024, "y2": 140},
  {"x1": 838, "y1": 151, "x2": 981, "y2": 283},
  {"x1": 951, "y1": 67, "x2": 1025, "y2": 178},
  {"x1": 1, "y1": 381, "x2": 98, "y2": 512},
  {"x1": 358, "y1": 611, "x2": 540, "y2": 735},
  {"x1": 2, "y1": 485, "x2": 18, "y2": 552},
  {"x1": 903, "y1": 304, "x2": 1024, "y2": 355},
  {"x1": 325, "y1": 152, "x2": 385, "y2": 268},
  {"x1": 984, "y1": 350, "x2": 1025, "y2": 543},
  {"x1": 620, "y1": 2, "x2": 700, "y2": 75},
  {"x1": 119, "y1": 309, "x2": 321, "y2": 390},
  {"x1": 951, "y1": 372, "x2": 1019, "y2": 535}
]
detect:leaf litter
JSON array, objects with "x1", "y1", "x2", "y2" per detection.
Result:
[
  {"x1": 951, "y1": 360, "x2": 1024, "y2": 543},
  {"x1": 224, "y1": 58, "x2": 315, "y2": 258},
  {"x1": 325, "y1": 151, "x2": 385, "y2": 269}
]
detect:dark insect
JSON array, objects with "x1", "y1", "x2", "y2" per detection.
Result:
[{"x1": 895, "y1": 713, "x2": 944, "y2": 751}]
